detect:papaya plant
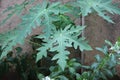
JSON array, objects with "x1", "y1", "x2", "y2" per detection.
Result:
[
  {"x1": 0, "y1": 0, "x2": 92, "y2": 70},
  {"x1": 0, "y1": 0, "x2": 120, "y2": 80}
]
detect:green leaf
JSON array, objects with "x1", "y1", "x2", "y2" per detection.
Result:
[
  {"x1": 91, "y1": 62, "x2": 99, "y2": 69},
  {"x1": 37, "y1": 73, "x2": 44, "y2": 80},
  {"x1": 104, "y1": 69, "x2": 113, "y2": 77},
  {"x1": 95, "y1": 54, "x2": 101, "y2": 62},
  {"x1": 57, "y1": 75, "x2": 68, "y2": 80},
  {"x1": 36, "y1": 24, "x2": 92, "y2": 70},
  {"x1": 52, "y1": 51, "x2": 70, "y2": 71},
  {"x1": 105, "y1": 40, "x2": 113, "y2": 46},
  {"x1": 0, "y1": 1, "x2": 30, "y2": 26},
  {"x1": 36, "y1": 46, "x2": 48, "y2": 62},
  {"x1": 68, "y1": 58, "x2": 81, "y2": 67},
  {"x1": 79, "y1": 72, "x2": 90, "y2": 80},
  {"x1": 100, "y1": 72, "x2": 107, "y2": 80},
  {"x1": 36, "y1": 34, "x2": 56, "y2": 62},
  {"x1": 96, "y1": 46, "x2": 108, "y2": 54},
  {"x1": 0, "y1": 1, "x2": 68, "y2": 59},
  {"x1": 71, "y1": 0, "x2": 120, "y2": 23},
  {"x1": 93, "y1": 7, "x2": 114, "y2": 23}
]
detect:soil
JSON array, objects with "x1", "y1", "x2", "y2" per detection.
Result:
[{"x1": 0, "y1": 72, "x2": 20, "y2": 80}]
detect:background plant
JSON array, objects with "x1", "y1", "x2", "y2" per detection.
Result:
[{"x1": 76, "y1": 44, "x2": 119, "y2": 80}]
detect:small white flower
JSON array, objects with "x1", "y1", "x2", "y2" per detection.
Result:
[{"x1": 42, "y1": 76, "x2": 51, "y2": 80}]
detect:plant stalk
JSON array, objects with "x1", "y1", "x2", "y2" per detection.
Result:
[{"x1": 81, "y1": 15, "x2": 85, "y2": 73}]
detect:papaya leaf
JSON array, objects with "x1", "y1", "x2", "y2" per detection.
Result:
[
  {"x1": 36, "y1": 24, "x2": 92, "y2": 70},
  {"x1": 0, "y1": 0, "x2": 30, "y2": 26},
  {"x1": 0, "y1": 1, "x2": 69, "y2": 59},
  {"x1": 70, "y1": 0, "x2": 120, "y2": 23}
]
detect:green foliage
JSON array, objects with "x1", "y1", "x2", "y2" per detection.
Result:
[
  {"x1": 36, "y1": 25, "x2": 92, "y2": 70},
  {"x1": 92, "y1": 46, "x2": 117, "y2": 80},
  {"x1": 0, "y1": 0, "x2": 120, "y2": 80},
  {"x1": 70, "y1": 0, "x2": 120, "y2": 23},
  {"x1": 76, "y1": 44, "x2": 118, "y2": 80},
  {"x1": 0, "y1": 0, "x2": 69, "y2": 59},
  {"x1": 36, "y1": 58, "x2": 81, "y2": 80},
  {"x1": 76, "y1": 72, "x2": 91, "y2": 80},
  {"x1": 105, "y1": 40, "x2": 120, "y2": 64},
  {"x1": 106, "y1": 40, "x2": 120, "y2": 54},
  {"x1": 0, "y1": 0, "x2": 34, "y2": 26},
  {"x1": 53, "y1": 14, "x2": 74, "y2": 30},
  {"x1": 48, "y1": 58, "x2": 81, "y2": 80}
]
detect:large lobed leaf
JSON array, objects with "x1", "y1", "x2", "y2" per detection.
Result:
[
  {"x1": 70, "y1": 0, "x2": 120, "y2": 23},
  {"x1": 36, "y1": 25, "x2": 92, "y2": 70},
  {"x1": 0, "y1": 0, "x2": 35, "y2": 26},
  {"x1": 0, "y1": 1, "x2": 67, "y2": 59}
]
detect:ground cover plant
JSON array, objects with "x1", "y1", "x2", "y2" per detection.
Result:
[{"x1": 0, "y1": 0, "x2": 120, "y2": 80}]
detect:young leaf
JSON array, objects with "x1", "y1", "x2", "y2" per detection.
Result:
[
  {"x1": 36, "y1": 24, "x2": 92, "y2": 70},
  {"x1": 95, "y1": 54, "x2": 101, "y2": 62},
  {"x1": 105, "y1": 40, "x2": 113, "y2": 46}
]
